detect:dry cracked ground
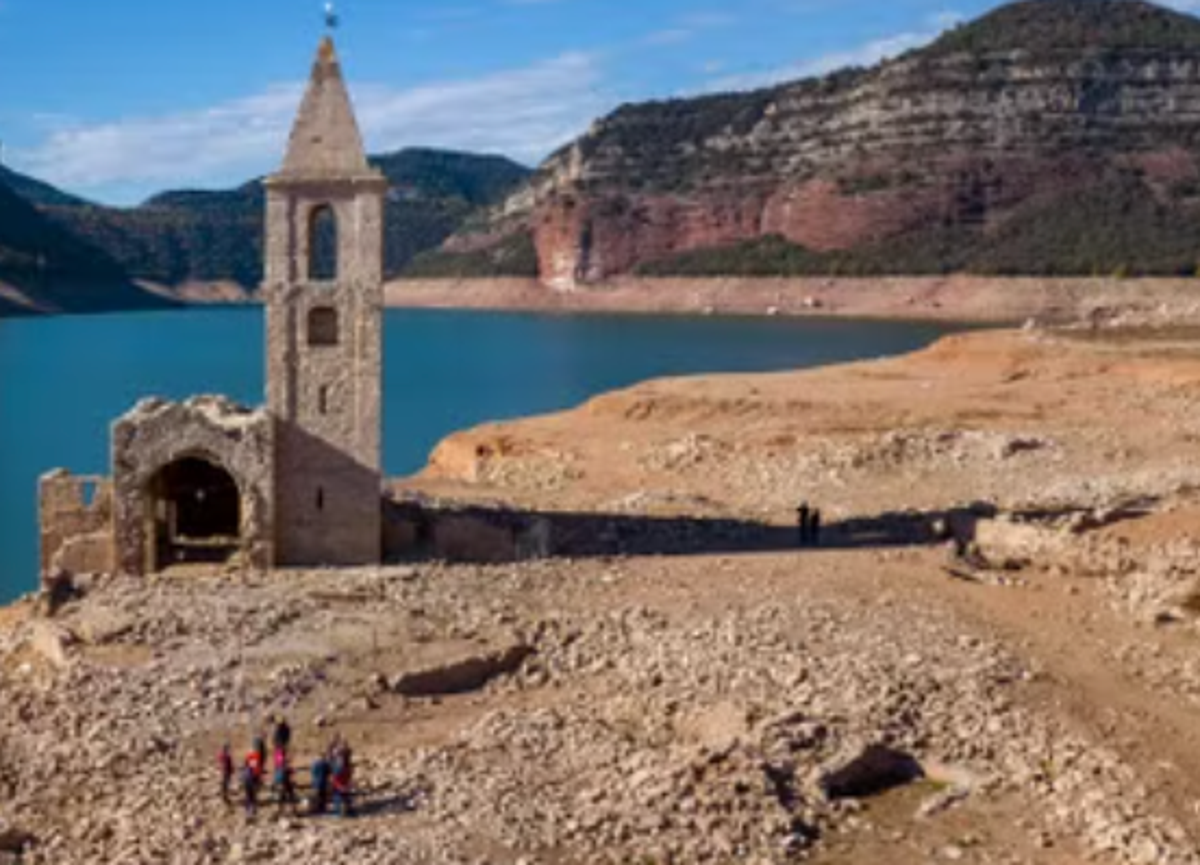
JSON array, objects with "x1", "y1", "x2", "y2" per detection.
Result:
[{"x1": 6, "y1": 325, "x2": 1200, "y2": 864}]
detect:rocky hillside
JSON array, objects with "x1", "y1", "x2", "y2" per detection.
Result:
[
  {"x1": 429, "y1": 0, "x2": 1200, "y2": 287},
  {"x1": 0, "y1": 149, "x2": 531, "y2": 310},
  {"x1": 40, "y1": 149, "x2": 530, "y2": 289},
  {"x1": 0, "y1": 180, "x2": 172, "y2": 315}
]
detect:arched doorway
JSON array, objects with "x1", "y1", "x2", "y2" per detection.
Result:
[{"x1": 145, "y1": 456, "x2": 242, "y2": 571}]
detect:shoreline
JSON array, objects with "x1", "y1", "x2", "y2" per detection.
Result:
[
  {"x1": 7, "y1": 274, "x2": 1200, "y2": 326},
  {"x1": 384, "y1": 274, "x2": 1200, "y2": 326}
]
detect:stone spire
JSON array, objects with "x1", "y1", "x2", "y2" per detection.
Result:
[{"x1": 278, "y1": 37, "x2": 374, "y2": 178}]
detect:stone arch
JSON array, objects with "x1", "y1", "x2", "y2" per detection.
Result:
[
  {"x1": 307, "y1": 306, "x2": 339, "y2": 347},
  {"x1": 308, "y1": 204, "x2": 339, "y2": 281},
  {"x1": 143, "y1": 453, "x2": 244, "y2": 572},
  {"x1": 112, "y1": 397, "x2": 275, "y2": 576}
]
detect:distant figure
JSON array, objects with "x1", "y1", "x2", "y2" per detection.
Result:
[
  {"x1": 218, "y1": 743, "x2": 234, "y2": 807},
  {"x1": 274, "y1": 753, "x2": 298, "y2": 814},
  {"x1": 272, "y1": 715, "x2": 292, "y2": 756},
  {"x1": 252, "y1": 734, "x2": 267, "y2": 777},
  {"x1": 796, "y1": 502, "x2": 811, "y2": 547},
  {"x1": 809, "y1": 509, "x2": 822, "y2": 547},
  {"x1": 311, "y1": 755, "x2": 332, "y2": 815},
  {"x1": 241, "y1": 759, "x2": 260, "y2": 819},
  {"x1": 246, "y1": 746, "x2": 264, "y2": 786},
  {"x1": 332, "y1": 746, "x2": 354, "y2": 818}
]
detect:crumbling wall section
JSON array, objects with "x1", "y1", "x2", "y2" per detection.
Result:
[
  {"x1": 38, "y1": 471, "x2": 114, "y2": 582},
  {"x1": 111, "y1": 396, "x2": 275, "y2": 576}
]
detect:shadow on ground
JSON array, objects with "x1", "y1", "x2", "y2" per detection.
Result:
[{"x1": 383, "y1": 495, "x2": 1003, "y2": 564}]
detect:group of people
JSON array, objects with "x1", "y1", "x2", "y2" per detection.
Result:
[
  {"x1": 218, "y1": 715, "x2": 356, "y2": 820},
  {"x1": 796, "y1": 501, "x2": 823, "y2": 547}
]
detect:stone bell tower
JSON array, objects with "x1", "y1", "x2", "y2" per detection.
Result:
[{"x1": 264, "y1": 36, "x2": 387, "y2": 566}]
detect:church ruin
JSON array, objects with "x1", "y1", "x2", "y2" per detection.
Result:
[{"x1": 39, "y1": 37, "x2": 387, "y2": 576}]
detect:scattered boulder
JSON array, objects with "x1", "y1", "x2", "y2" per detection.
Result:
[
  {"x1": 26, "y1": 620, "x2": 76, "y2": 668},
  {"x1": 394, "y1": 642, "x2": 536, "y2": 697},
  {"x1": 72, "y1": 605, "x2": 135, "y2": 644}
]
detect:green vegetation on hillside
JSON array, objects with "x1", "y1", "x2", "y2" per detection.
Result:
[
  {"x1": 3, "y1": 149, "x2": 532, "y2": 293},
  {"x1": 0, "y1": 183, "x2": 172, "y2": 313},
  {"x1": 0, "y1": 165, "x2": 91, "y2": 208},
  {"x1": 371, "y1": 149, "x2": 532, "y2": 206},
  {"x1": 402, "y1": 232, "x2": 539, "y2": 279},
  {"x1": 925, "y1": 0, "x2": 1200, "y2": 57}
]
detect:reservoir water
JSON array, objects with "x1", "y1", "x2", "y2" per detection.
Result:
[{"x1": 0, "y1": 307, "x2": 960, "y2": 603}]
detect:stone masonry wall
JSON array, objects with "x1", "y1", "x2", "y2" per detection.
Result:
[
  {"x1": 38, "y1": 471, "x2": 114, "y2": 581},
  {"x1": 264, "y1": 183, "x2": 386, "y2": 567},
  {"x1": 111, "y1": 397, "x2": 275, "y2": 576}
]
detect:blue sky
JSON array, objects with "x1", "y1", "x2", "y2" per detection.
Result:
[{"x1": 1, "y1": 0, "x2": 1198, "y2": 205}]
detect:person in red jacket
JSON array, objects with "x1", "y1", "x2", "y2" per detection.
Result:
[
  {"x1": 246, "y1": 746, "x2": 264, "y2": 784},
  {"x1": 331, "y1": 743, "x2": 354, "y2": 818}
]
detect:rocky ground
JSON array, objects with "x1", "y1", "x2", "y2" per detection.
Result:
[{"x1": 7, "y1": 324, "x2": 1200, "y2": 864}]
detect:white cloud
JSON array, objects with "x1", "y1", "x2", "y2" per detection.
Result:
[
  {"x1": 13, "y1": 52, "x2": 610, "y2": 202},
  {"x1": 708, "y1": 11, "x2": 962, "y2": 92}
]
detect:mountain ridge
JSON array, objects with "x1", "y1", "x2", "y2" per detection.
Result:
[
  {"x1": 0, "y1": 148, "x2": 532, "y2": 313},
  {"x1": 424, "y1": 0, "x2": 1200, "y2": 285},
  {"x1": 10, "y1": 0, "x2": 1200, "y2": 304},
  {"x1": 0, "y1": 177, "x2": 174, "y2": 315}
]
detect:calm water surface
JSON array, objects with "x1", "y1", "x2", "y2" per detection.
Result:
[{"x1": 0, "y1": 307, "x2": 960, "y2": 602}]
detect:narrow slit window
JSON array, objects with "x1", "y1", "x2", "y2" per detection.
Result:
[
  {"x1": 316, "y1": 487, "x2": 325, "y2": 512},
  {"x1": 319, "y1": 385, "x2": 330, "y2": 415}
]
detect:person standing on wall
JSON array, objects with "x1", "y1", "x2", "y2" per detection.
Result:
[{"x1": 796, "y1": 501, "x2": 811, "y2": 547}]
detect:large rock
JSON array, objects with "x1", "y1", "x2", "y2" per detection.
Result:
[
  {"x1": 72, "y1": 605, "x2": 136, "y2": 644},
  {"x1": 394, "y1": 642, "x2": 535, "y2": 697}
]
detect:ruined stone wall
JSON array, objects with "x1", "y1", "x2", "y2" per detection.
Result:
[
  {"x1": 111, "y1": 397, "x2": 275, "y2": 576},
  {"x1": 382, "y1": 494, "x2": 786, "y2": 564},
  {"x1": 38, "y1": 471, "x2": 114, "y2": 581}
]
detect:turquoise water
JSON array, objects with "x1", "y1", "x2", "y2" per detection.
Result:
[{"x1": 0, "y1": 307, "x2": 959, "y2": 602}]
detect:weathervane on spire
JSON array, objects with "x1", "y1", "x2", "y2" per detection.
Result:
[{"x1": 324, "y1": 2, "x2": 340, "y2": 30}]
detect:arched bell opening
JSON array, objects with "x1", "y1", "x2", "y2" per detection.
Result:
[
  {"x1": 308, "y1": 204, "x2": 339, "y2": 282},
  {"x1": 144, "y1": 456, "x2": 243, "y2": 572}
]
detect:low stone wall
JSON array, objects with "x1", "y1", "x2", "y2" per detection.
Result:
[{"x1": 383, "y1": 493, "x2": 795, "y2": 563}]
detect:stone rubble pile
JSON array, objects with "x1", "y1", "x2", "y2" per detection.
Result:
[{"x1": 0, "y1": 564, "x2": 1196, "y2": 864}]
